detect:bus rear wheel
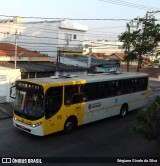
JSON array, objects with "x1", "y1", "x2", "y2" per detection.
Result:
[
  {"x1": 120, "y1": 104, "x2": 128, "y2": 118},
  {"x1": 64, "y1": 117, "x2": 77, "y2": 134}
]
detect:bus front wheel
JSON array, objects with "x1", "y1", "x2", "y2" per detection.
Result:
[
  {"x1": 120, "y1": 104, "x2": 128, "y2": 118},
  {"x1": 64, "y1": 117, "x2": 77, "y2": 134}
]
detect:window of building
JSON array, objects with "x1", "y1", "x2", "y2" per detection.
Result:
[
  {"x1": 65, "y1": 34, "x2": 72, "y2": 41},
  {"x1": 73, "y1": 34, "x2": 77, "y2": 39}
]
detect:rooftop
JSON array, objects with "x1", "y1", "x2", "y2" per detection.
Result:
[
  {"x1": 0, "y1": 62, "x2": 87, "y2": 73},
  {"x1": 61, "y1": 54, "x2": 120, "y2": 67},
  {"x1": 0, "y1": 43, "x2": 46, "y2": 57}
]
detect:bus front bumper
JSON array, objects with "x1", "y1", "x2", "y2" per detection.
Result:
[{"x1": 13, "y1": 118, "x2": 44, "y2": 136}]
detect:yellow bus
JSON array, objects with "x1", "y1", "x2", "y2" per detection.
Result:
[{"x1": 13, "y1": 72, "x2": 149, "y2": 136}]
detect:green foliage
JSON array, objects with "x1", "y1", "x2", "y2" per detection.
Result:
[
  {"x1": 118, "y1": 25, "x2": 138, "y2": 71},
  {"x1": 119, "y1": 16, "x2": 160, "y2": 72},
  {"x1": 133, "y1": 96, "x2": 160, "y2": 140}
]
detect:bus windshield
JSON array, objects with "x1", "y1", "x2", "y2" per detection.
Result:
[{"x1": 14, "y1": 90, "x2": 44, "y2": 120}]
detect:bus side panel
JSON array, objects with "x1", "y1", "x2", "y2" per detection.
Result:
[
  {"x1": 126, "y1": 91, "x2": 148, "y2": 111},
  {"x1": 43, "y1": 103, "x2": 85, "y2": 135},
  {"x1": 60, "y1": 103, "x2": 85, "y2": 127},
  {"x1": 83, "y1": 91, "x2": 148, "y2": 124},
  {"x1": 83, "y1": 97, "x2": 120, "y2": 124}
]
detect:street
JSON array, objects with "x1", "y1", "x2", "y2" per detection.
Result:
[{"x1": 0, "y1": 79, "x2": 160, "y2": 166}]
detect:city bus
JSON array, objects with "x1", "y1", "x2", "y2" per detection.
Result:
[{"x1": 13, "y1": 72, "x2": 149, "y2": 136}]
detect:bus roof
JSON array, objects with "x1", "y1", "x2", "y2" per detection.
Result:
[{"x1": 18, "y1": 72, "x2": 148, "y2": 86}]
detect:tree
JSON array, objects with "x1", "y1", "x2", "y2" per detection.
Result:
[
  {"x1": 119, "y1": 23, "x2": 138, "y2": 71},
  {"x1": 133, "y1": 96, "x2": 160, "y2": 140},
  {"x1": 119, "y1": 15, "x2": 160, "y2": 72},
  {"x1": 134, "y1": 18, "x2": 160, "y2": 71}
]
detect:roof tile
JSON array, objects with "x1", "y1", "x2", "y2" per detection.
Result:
[{"x1": 0, "y1": 43, "x2": 46, "y2": 57}]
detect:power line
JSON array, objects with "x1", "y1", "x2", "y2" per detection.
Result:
[
  {"x1": 99, "y1": 0, "x2": 160, "y2": 10},
  {"x1": 0, "y1": 23, "x2": 124, "y2": 40},
  {"x1": 0, "y1": 14, "x2": 132, "y2": 21},
  {"x1": 90, "y1": 26, "x2": 126, "y2": 30},
  {"x1": 0, "y1": 41, "x2": 156, "y2": 51},
  {"x1": 0, "y1": 23, "x2": 114, "y2": 36},
  {"x1": 0, "y1": 23, "x2": 120, "y2": 43}
]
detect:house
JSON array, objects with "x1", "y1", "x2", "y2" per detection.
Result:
[
  {"x1": 0, "y1": 17, "x2": 88, "y2": 58},
  {"x1": 83, "y1": 40, "x2": 124, "y2": 55},
  {"x1": 0, "y1": 43, "x2": 55, "y2": 62},
  {"x1": 0, "y1": 66, "x2": 21, "y2": 103},
  {"x1": 106, "y1": 53, "x2": 125, "y2": 61},
  {"x1": 0, "y1": 43, "x2": 87, "y2": 78}
]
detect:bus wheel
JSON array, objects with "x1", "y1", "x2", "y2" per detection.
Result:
[
  {"x1": 120, "y1": 104, "x2": 128, "y2": 118},
  {"x1": 64, "y1": 117, "x2": 77, "y2": 134}
]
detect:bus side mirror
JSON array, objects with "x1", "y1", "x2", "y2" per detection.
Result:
[{"x1": 10, "y1": 85, "x2": 16, "y2": 99}]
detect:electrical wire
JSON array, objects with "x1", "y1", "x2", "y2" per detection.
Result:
[
  {"x1": 0, "y1": 23, "x2": 121, "y2": 41},
  {"x1": 99, "y1": 0, "x2": 160, "y2": 10},
  {"x1": 0, "y1": 14, "x2": 132, "y2": 21},
  {"x1": 0, "y1": 14, "x2": 158, "y2": 56}
]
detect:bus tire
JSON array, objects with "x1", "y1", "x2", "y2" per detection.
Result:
[
  {"x1": 64, "y1": 117, "x2": 77, "y2": 134},
  {"x1": 120, "y1": 104, "x2": 128, "y2": 118}
]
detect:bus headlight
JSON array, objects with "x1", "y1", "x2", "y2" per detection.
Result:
[{"x1": 32, "y1": 122, "x2": 42, "y2": 128}]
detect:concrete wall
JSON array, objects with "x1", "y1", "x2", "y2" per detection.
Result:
[
  {"x1": 83, "y1": 40, "x2": 124, "y2": 55},
  {"x1": 0, "y1": 19, "x2": 87, "y2": 58},
  {"x1": 0, "y1": 67, "x2": 21, "y2": 103}
]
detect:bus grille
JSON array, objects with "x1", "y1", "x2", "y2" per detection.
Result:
[{"x1": 16, "y1": 124, "x2": 31, "y2": 132}]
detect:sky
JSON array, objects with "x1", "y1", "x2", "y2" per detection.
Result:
[{"x1": 0, "y1": 0, "x2": 160, "y2": 41}]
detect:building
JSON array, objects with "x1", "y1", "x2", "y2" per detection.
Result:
[
  {"x1": 59, "y1": 54, "x2": 120, "y2": 73},
  {"x1": 0, "y1": 43, "x2": 55, "y2": 62},
  {"x1": 0, "y1": 17, "x2": 88, "y2": 58},
  {"x1": 0, "y1": 66, "x2": 21, "y2": 103},
  {"x1": 83, "y1": 40, "x2": 124, "y2": 56},
  {"x1": 106, "y1": 53, "x2": 125, "y2": 61},
  {"x1": 0, "y1": 43, "x2": 87, "y2": 78}
]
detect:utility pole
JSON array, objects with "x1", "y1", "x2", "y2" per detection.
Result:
[
  {"x1": 56, "y1": 48, "x2": 61, "y2": 75},
  {"x1": 147, "y1": 10, "x2": 160, "y2": 19},
  {"x1": 14, "y1": 29, "x2": 18, "y2": 69},
  {"x1": 88, "y1": 48, "x2": 92, "y2": 68}
]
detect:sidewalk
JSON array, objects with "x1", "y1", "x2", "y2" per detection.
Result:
[
  {"x1": 149, "y1": 77, "x2": 160, "y2": 82},
  {"x1": 149, "y1": 77, "x2": 160, "y2": 91},
  {"x1": 0, "y1": 102, "x2": 13, "y2": 119}
]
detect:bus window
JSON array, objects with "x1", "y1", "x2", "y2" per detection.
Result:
[
  {"x1": 104, "y1": 81, "x2": 116, "y2": 98},
  {"x1": 124, "y1": 79, "x2": 135, "y2": 94},
  {"x1": 14, "y1": 90, "x2": 44, "y2": 120},
  {"x1": 135, "y1": 77, "x2": 148, "y2": 91},
  {"x1": 45, "y1": 87, "x2": 63, "y2": 119},
  {"x1": 26, "y1": 93, "x2": 44, "y2": 117},
  {"x1": 15, "y1": 90, "x2": 26, "y2": 112},
  {"x1": 64, "y1": 85, "x2": 85, "y2": 105}
]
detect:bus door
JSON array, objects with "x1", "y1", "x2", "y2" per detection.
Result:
[
  {"x1": 44, "y1": 86, "x2": 63, "y2": 135},
  {"x1": 63, "y1": 85, "x2": 85, "y2": 126}
]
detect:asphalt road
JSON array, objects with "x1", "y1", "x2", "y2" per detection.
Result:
[{"x1": 0, "y1": 79, "x2": 160, "y2": 166}]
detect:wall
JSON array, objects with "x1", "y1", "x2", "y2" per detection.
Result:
[
  {"x1": 83, "y1": 41, "x2": 124, "y2": 55},
  {"x1": 0, "y1": 20, "x2": 87, "y2": 59},
  {"x1": 0, "y1": 21, "x2": 59, "y2": 57},
  {"x1": 0, "y1": 67, "x2": 21, "y2": 103}
]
